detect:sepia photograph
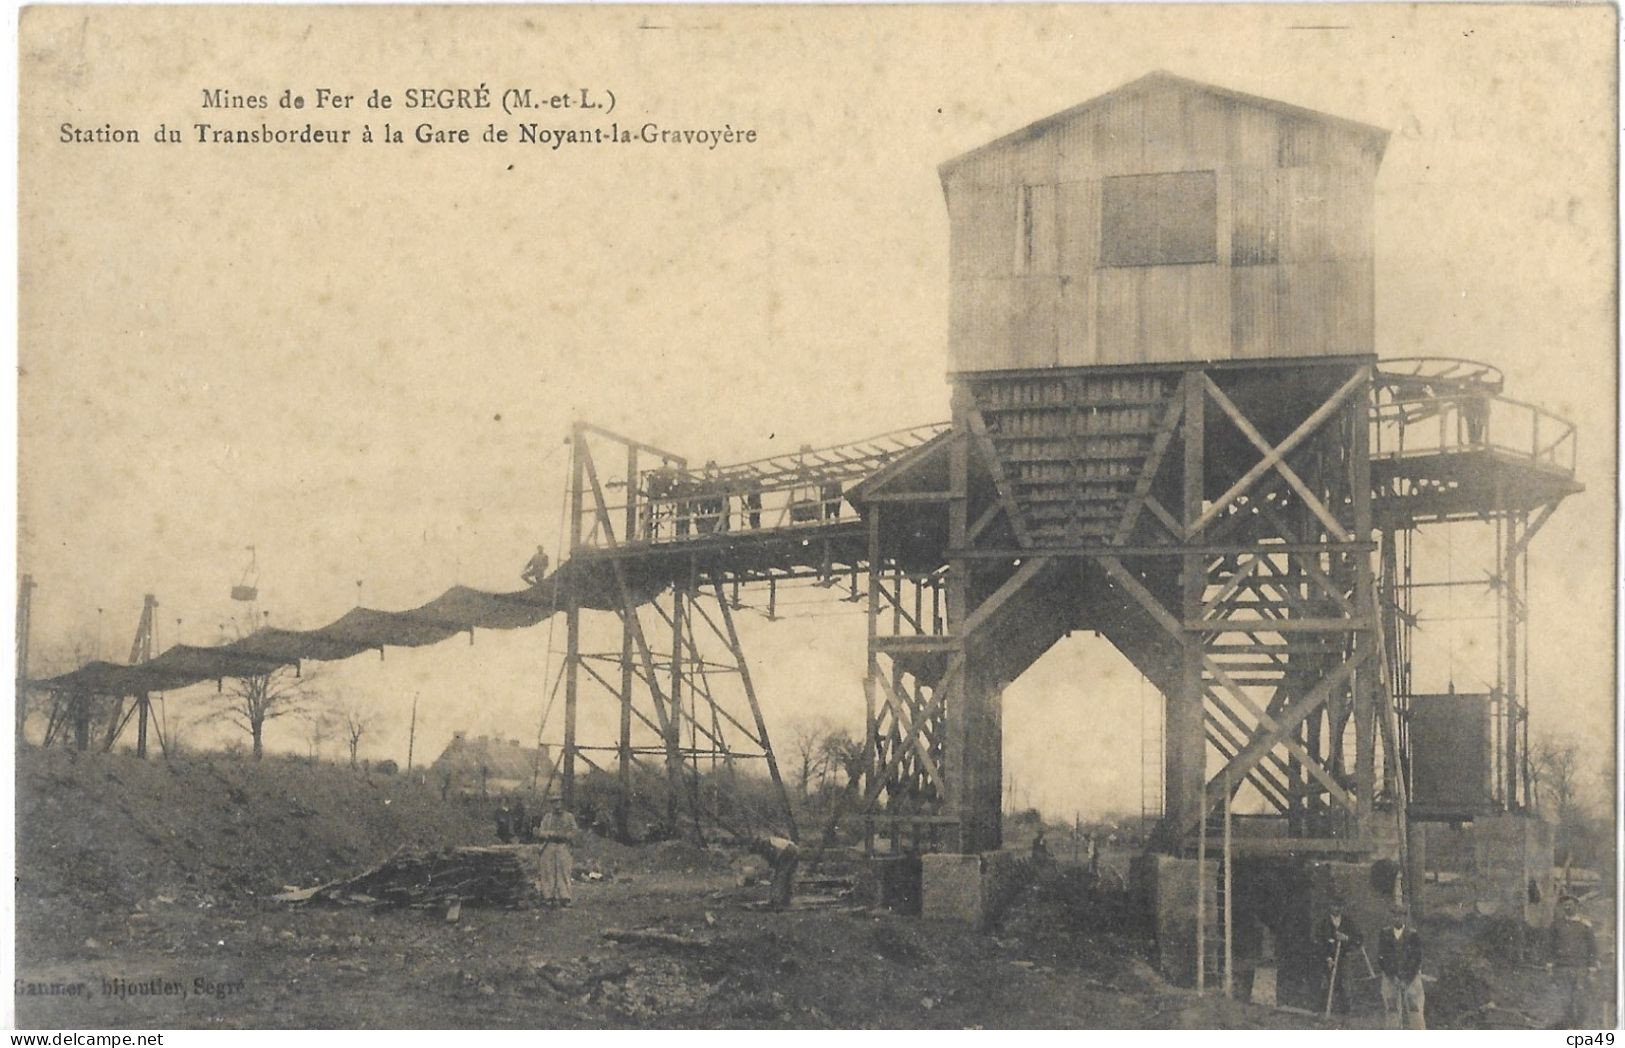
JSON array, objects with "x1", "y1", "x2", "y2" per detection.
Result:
[{"x1": 10, "y1": 3, "x2": 1620, "y2": 1033}]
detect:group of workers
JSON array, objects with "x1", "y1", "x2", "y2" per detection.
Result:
[
  {"x1": 642, "y1": 451, "x2": 844, "y2": 541},
  {"x1": 1316, "y1": 891, "x2": 1601, "y2": 1029},
  {"x1": 511, "y1": 450, "x2": 848, "y2": 579},
  {"x1": 1316, "y1": 898, "x2": 1426, "y2": 1028}
]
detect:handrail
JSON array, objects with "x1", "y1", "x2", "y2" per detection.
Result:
[
  {"x1": 1370, "y1": 388, "x2": 1577, "y2": 476},
  {"x1": 1375, "y1": 357, "x2": 1505, "y2": 393},
  {"x1": 574, "y1": 421, "x2": 951, "y2": 549}
]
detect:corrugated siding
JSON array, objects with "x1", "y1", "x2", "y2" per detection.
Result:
[
  {"x1": 1230, "y1": 166, "x2": 1284, "y2": 266},
  {"x1": 1008, "y1": 277, "x2": 1061, "y2": 368},
  {"x1": 1056, "y1": 275, "x2": 1097, "y2": 365},
  {"x1": 1025, "y1": 182, "x2": 1059, "y2": 276},
  {"x1": 1230, "y1": 265, "x2": 1284, "y2": 358},
  {"x1": 1055, "y1": 179, "x2": 1101, "y2": 273},
  {"x1": 948, "y1": 184, "x2": 1017, "y2": 281},
  {"x1": 945, "y1": 80, "x2": 1381, "y2": 372}
]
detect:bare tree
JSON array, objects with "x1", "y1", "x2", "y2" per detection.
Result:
[
  {"x1": 822, "y1": 730, "x2": 866, "y2": 793},
  {"x1": 787, "y1": 720, "x2": 833, "y2": 797},
  {"x1": 301, "y1": 704, "x2": 337, "y2": 762},
  {"x1": 1531, "y1": 732, "x2": 1582, "y2": 820},
  {"x1": 206, "y1": 666, "x2": 321, "y2": 760},
  {"x1": 336, "y1": 695, "x2": 384, "y2": 769}
]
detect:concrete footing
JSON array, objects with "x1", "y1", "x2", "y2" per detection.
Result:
[
  {"x1": 1132, "y1": 853, "x2": 1217, "y2": 986},
  {"x1": 920, "y1": 851, "x2": 1020, "y2": 928},
  {"x1": 1416, "y1": 814, "x2": 1555, "y2": 926}
]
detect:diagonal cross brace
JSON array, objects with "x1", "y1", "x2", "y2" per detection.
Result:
[
  {"x1": 1203, "y1": 650, "x2": 1367, "y2": 809},
  {"x1": 1190, "y1": 368, "x2": 1370, "y2": 540}
]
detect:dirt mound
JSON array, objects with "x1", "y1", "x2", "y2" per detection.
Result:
[
  {"x1": 995, "y1": 864, "x2": 1156, "y2": 981},
  {"x1": 649, "y1": 839, "x2": 735, "y2": 873},
  {"x1": 16, "y1": 747, "x2": 492, "y2": 910}
]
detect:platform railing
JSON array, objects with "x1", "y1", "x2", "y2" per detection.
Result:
[
  {"x1": 1375, "y1": 357, "x2": 1506, "y2": 393},
  {"x1": 1370, "y1": 391, "x2": 1576, "y2": 476},
  {"x1": 574, "y1": 422, "x2": 950, "y2": 551}
]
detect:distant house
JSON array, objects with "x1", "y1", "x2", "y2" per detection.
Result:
[{"x1": 429, "y1": 732, "x2": 554, "y2": 797}]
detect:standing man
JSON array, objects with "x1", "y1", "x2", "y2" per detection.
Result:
[
  {"x1": 749, "y1": 835, "x2": 800, "y2": 911},
  {"x1": 520, "y1": 544, "x2": 550, "y2": 586},
  {"x1": 1030, "y1": 827, "x2": 1054, "y2": 870},
  {"x1": 1377, "y1": 902, "x2": 1426, "y2": 1029},
  {"x1": 536, "y1": 795, "x2": 578, "y2": 908},
  {"x1": 1316, "y1": 898, "x2": 1364, "y2": 1016},
  {"x1": 1547, "y1": 893, "x2": 1599, "y2": 1026}
]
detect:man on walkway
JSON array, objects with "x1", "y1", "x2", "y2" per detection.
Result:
[
  {"x1": 520, "y1": 544, "x2": 550, "y2": 586},
  {"x1": 1377, "y1": 901, "x2": 1425, "y2": 1029}
]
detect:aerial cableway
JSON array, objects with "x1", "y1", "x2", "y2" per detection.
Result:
[{"x1": 26, "y1": 420, "x2": 951, "y2": 845}]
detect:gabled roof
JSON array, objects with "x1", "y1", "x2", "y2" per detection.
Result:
[
  {"x1": 939, "y1": 71, "x2": 1390, "y2": 179},
  {"x1": 432, "y1": 735, "x2": 552, "y2": 783}
]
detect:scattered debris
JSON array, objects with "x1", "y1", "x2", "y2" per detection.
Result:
[
  {"x1": 604, "y1": 928, "x2": 713, "y2": 952},
  {"x1": 281, "y1": 846, "x2": 535, "y2": 910}
]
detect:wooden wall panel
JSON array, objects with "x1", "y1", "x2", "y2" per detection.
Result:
[
  {"x1": 1056, "y1": 178, "x2": 1101, "y2": 275},
  {"x1": 944, "y1": 79, "x2": 1383, "y2": 372},
  {"x1": 1056, "y1": 274, "x2": 1098, "y2": 367},
  {"x1": 1007, "y1": 278, "x2": 1061, "y2": 368},
  {"x1": 1231, "y1": 265, "x2": 1283, "y2": 359},
  {"x1": 949, "y1": 184, "x2": 1017, "y2": 281},
  {"x1": 1151, "y1": 266, "x2": 1196, "y2": 363},
  {"x1": 1026, "y1": 182, "x2": 1060, "y2": 276},
  {"x1": 1095, "y1": 266, "x2": 1140, "y2": 364},
  {"x1": 1187, "y1": 265, "x2": 1231, "y2": 361}
]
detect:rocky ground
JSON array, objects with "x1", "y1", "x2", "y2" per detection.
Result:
[{"x1": 12, "y1": 748, "x2": 1617, "y2": 1029}]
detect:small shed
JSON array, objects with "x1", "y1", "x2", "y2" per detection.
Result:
[
  {"x1": 430, "y1": 732, "x2": 554, "y2": 797},
  {"x1": 940, "y1": 72, "x2": 1389, "y2": 371}
]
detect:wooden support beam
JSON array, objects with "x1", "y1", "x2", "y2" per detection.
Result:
[
  {"x1": 877, "y1": 673, "x2": 943, "y2": 785},
  {"x1": 1203, "y1": 666, "x2": 1352, "y2": 809},
  {"x1": 958, "y1": 556, "x2": 1054, "y2": 639},
  {"x1": 966, "y1": 411, "x2": 1031, "y2": 548},
  {"x1": 967, "y1": 500, "x2": 1005, "y2": 544},
  {"x1": 711, "y1": 581, "x2": 798, "y2": 840},
  {"x1": 865, "y1": 490, "x2": 962, "y2": 504},
  {"x1": 1114, "y1": 385, "x2": 1186, "y2": 545},
  {"x1": 1201, "y1": 375, "x2": 1355, "y2": 542},
  {"x1": 1205, "y1": 716, "x2": 1291, "y2": 810},
  {"x1": 1189, "y1": 368, "x2": 1369, "y2": 538},
  {"x1": 1186, "y1": 617, "x2": 1374, "y2": 634},
  {"x1": 1100, "y1": 556, "x2": 1182, "y2": 638},
  {"x1": 1204, "y1": 651, "x2": 1366, "y2": 807}
]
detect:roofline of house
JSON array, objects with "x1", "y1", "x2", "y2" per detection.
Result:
[{"x1": 938, "y1": 71, "x2": 1391, "y2": 182}]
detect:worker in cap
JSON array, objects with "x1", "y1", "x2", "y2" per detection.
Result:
[
  {"x1": 520, "y1": 544, "x2": 550, "y2": 586},
  {"x1": 1316, "y1": 896, "x2": 1363, "y2": 1016},
  {"x1": 535, "y1": 795, "x2": 577, "y2": 907},
  {"x1": 1547, "y1": 892, "x2": 1599, "y2": 1026},
  {"x1": 747, "y1": 834, "x2": 800, "y2": 911},
  {"x1": 1376, "y1": 901, "x2": 1425, "y2": 1029}
]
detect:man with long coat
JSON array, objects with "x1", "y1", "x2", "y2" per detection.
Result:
[
  {"x1": 1316, "y1": 898, "x2": 1363, "y2": 1016},
  {"x1": 536, "y1": 796, "x2": 578, "y2": 907}
]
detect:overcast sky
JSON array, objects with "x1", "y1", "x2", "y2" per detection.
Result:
[{"x1": 17, "y1": 5, "x2": 1617, "y2": 819}]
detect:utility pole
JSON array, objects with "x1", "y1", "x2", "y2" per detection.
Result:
[
  {"x1": 16, "y1": 574, "x2": 35, "y2": 743},
  {"x1": 406, "y1": 692, "x2": 419, "y2": 772}
]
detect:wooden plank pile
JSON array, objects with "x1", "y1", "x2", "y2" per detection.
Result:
[{"x1": 277, "y1": 845, "x2": 535, "y2": 909}]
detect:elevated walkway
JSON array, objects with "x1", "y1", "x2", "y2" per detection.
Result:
[{"x1": 35, "y1": 358, "x2": 1580, "y2": 725}]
